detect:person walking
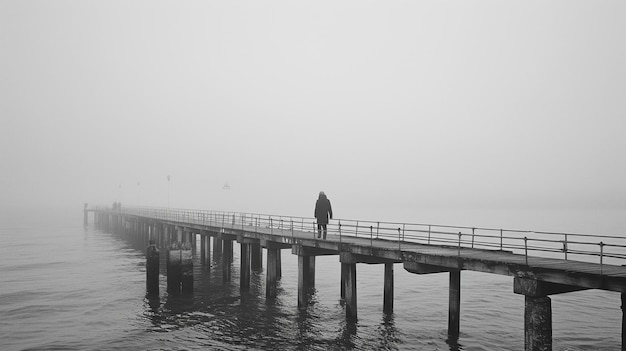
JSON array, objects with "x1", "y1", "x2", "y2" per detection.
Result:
[{"x1": 314, "y1": 191, "x2": 333, "y2": 239}]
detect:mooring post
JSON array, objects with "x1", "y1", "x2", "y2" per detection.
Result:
[
  {"x1": 167, "y1": 243, "x2": 181, "y2": 294},
  {"x1": 181, "y1": 242, "x2": 193, "y2": 294},
  {"x1": 525, "y1": 295, "x2": 552, "y2": 351},
  {"x1": 448, "y1": 270, "x2": 461, "y2": 341},
  {"x1": 146, "y1": 240, "x2": 159, "y2": 296},
  {"x1": 240, "y1": 242, "x2": 251, "y2": 290},
  {"x1": 383, "y1": 262, "x2": 394, "y2": 313}
]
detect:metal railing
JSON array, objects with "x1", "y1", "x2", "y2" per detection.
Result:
[{"x1": 94, "y1": 206, "x2": 626, "y2": 268}]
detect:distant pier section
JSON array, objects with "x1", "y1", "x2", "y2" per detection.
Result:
[{"x1": 85, "y1": 205, "x2": 626, "y2": 351}]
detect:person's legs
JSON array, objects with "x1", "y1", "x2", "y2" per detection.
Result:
[
  {"x1": 322, "y1": 224, "x2": 327, "y2": 239},
  {"x1": 317, "y1": 223, "x2": 322, "y2": 238}
]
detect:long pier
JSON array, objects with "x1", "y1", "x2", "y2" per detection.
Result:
[{"x1": 85, "y1": 205, "x2": 626, "y2": 351}]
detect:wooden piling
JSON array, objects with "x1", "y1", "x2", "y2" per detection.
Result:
[{"x1": 146, "y1": 241, "x2": 159, "y2": 296}]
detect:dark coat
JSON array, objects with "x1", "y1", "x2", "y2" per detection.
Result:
[{"x1": 314, "y1": 194, "x2": 333, "y2": 224}]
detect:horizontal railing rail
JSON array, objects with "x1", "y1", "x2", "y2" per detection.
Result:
[{"x1": 92, "y1": 205, "x2": 626, "y2": 268}]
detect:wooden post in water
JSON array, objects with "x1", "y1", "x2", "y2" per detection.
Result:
[
  {"x1": 448, "y1": 270, "x2": 461, "y2": 341},
  {"x1": 167, "y1": 243, "x2": 181, "y2": 294},
  {"x1": 181, "y1": 242, "x2": 193, "y2": 294},
  {"x1": 525, "y1": 296, "x2": 552, "y2": 351},
  {"x1": 240, "y1": 242, "x2": 251, "y2": 290},
  {"x1": 383, "y1": 262, "x2": 394, "y2": 313},
  {"x1": 146, "y1": 240, "x2": 159, "y2": 296}
]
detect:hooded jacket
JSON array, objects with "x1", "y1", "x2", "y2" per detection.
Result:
[{"x1": 314, "y1": 193, "x2": 333, "y2": 224}]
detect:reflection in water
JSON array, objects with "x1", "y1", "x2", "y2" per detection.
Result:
[{"x1": 123, "y1": 230, "x2": 459, "y2": 350}]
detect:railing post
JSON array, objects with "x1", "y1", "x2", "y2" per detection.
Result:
[
  {"x1": 291, "y1": 220, "x2": 294, "y2": 236},
  {"x1": 457, "y1": 232, "x2": 462, "y2": 257},
  {"x1": 563, "y1": 234, "x2": 568, "y2": 260},
  {"x1": 524, "y1": 237, "x2": 528, "y2": 265},
  {"x1": 398, "y1": 228, "x2": 401, "y2": 251},
  {"x1": 270, "y1": 218, "x2": 273, "y2": 235},
  {"x1": 600, "y1": 242, "x2": 604, "y2": 275},
  {"x1": 355, "y1": 221, "x2": 359, "y2": 237},
  {"x1": 370, "y1": 225, "x2": 373, "y2": 248},
  {"x1": 339, "y1": 221, "x2": 342, "y2": 244},
  {"x1": 428, "y1": 225, "x2": 431, "y2": 244},
  {"x1": 376, "y1": 222, "x2": 379, "y2": 239},
  {"x1": 500, "y1": 229, "x2": 503, "y2": 250},
  {"x1": 471, "y1": 228, "x2": 475, "y2": 248}
]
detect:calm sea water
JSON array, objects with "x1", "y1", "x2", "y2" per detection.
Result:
[{"x1": 0, "y1": 207, "x2": 624, "y2": 350}]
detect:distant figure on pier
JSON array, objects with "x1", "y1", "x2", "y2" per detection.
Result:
[{"x1": 314, "y1": 191, "x2": 333, "y2": 239}]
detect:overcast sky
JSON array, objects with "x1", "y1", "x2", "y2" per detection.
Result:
[{"x1": 1, "y1": 1, "x2": 625, "y2": 222}]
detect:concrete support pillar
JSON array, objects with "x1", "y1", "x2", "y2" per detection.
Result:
[
  {"x1": 240, "y1": 243, "x2": 251, "y2": 291},
  {"x1": 448, "y1": 270, "x2": 461, "y2": 340},
  {"x1": 84, "y1": 204, "x2": 88, "y2": 225},
  {"x1": 622, "y1": 293, "x2": 626, "y2": 351},
  {"x1": 277, "y1": 249, "x2": 282, "y2": 278},
  {"x1": 383, "y1": 262, "x2": 394, "y2": 313},
  {"x1": 200, "y1": 235, "x2": 206, "y2": 264},
  {"x1": 251, "y1": 242, "x2": 262, "y2": 271},
  {"x1": 213, "y1": 236, "x2": 223, "y2": 257},
  {"x1": 340, "y1": 263, "x2": 348, "y2": 299},
  {"x1": 344, "y1": 262, "x2": 357, "y2": 319},
  {"x1": 176, "y1": 227, "x2": 183, "y2": 243},
  {"x1": 181, "y1": 243, "x2": 193, "y2": 294},
  {"x1": 266, "y1": 248, "x2": 279, "y2": 298},
  {"x1": 525, "y1": 296, "x2": 552, "y2": 351},
  {"x1": 146, "y1": 241, "x2": 159, "y2": 296},
  {"x1": 200, "y1": 234, "x2": 210, "y2": 265},
  {"x1": 167, "y1": 244, "x2": 181, "y2": 294},
  {"x1": 222, "y1": 239, "x2": 233, "y2": 281},
  {"x1": 297, "y1": 255, "x2": 316, "y2": 309}
]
